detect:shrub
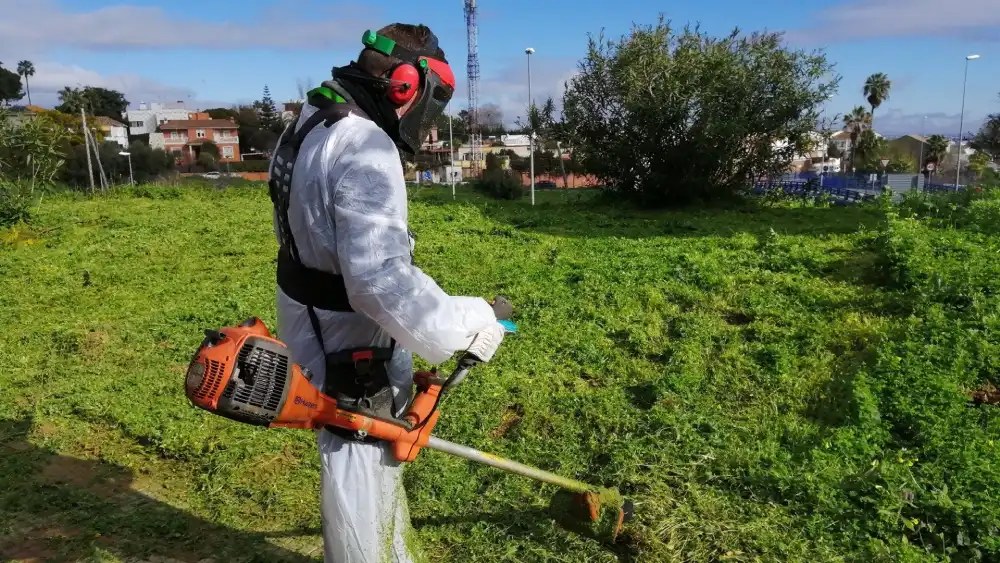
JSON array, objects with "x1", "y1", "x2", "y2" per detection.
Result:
[
  {"x1": 225, "y1": 160, "x2": 270, "y2": 173},
  {"x1": 196, "y1": 152, "x2": 218, "y2": 172},
  {"x1": 563, "y1": 18, "x2": 838, "y2": 206},
  {"x1": 474, "y1": 168, "x2": 523, "y2": 200},
  {"x1": 201, "y1": 141, "x2": 220, "y2": 158},
  {"x1": 0, "y1": 180, "x2": 34, "y2": 227},
  {"x1": 0, "y1": 108, "x2": 69, "y2": 223}
]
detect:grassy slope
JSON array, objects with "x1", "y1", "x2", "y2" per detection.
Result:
[{"x1": 1, "y1": 185, "x2": 996, "y2": 562}]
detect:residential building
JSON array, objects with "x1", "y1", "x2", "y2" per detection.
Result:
[
  {"x1": 830, "y1": 130, "x2": 854, "y2": 155},
  {"x1": 830, "y1": 129, "x2": 884, "y2": 157},
  {"x1": 92, "y1": 116, "x2": 130, "y2": 148},
  {"x1": 126, "y1": 101, "x2": 195, "y2": 136},
  {"x1": 887, "y1": 134, "x2": 928, "y2": 165},
  {"x1": 497, "y1": 134, "x2": 531, "y2": 158},
  {"x1": 5, "y1": 106, "x2": 37, "y2": 127},
  {"x1": 773, "y1": 132, "x2": 830, "y2": 172},
  {"x1": 159, "y1": 112, "x2": 241, "y2": 162}
]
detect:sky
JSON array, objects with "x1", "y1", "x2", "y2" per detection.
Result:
[{"x1": 1, "y1": 0, "x2": 998, "y2": 137}]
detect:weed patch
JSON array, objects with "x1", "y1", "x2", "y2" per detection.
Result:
[{"x1": 2, "y1": 185, "x2": 999, "y2": 561}]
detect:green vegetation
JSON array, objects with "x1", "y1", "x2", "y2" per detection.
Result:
[
  {"x1": 2, "y1": 184, "x2": 1000, "y2": 562},
  {"x1": 563, "y1": 18, "x2": 838, "y2": 206}
]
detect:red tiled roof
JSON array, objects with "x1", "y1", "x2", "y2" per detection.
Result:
[{"x1": 159, "y1": 119, "x2": 237, "y2": 130}]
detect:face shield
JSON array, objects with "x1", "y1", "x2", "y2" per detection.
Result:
[{"x1": 397, "y1": 57, "x2": 455, "y2": 154}]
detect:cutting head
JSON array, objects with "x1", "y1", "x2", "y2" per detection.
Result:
[{"x1": 548, "y1": 488, "x2": 635, "y2": 543}]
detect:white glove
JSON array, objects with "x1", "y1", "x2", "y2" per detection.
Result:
[{"x1": 465, "y1": 322, "x2": 505, "y2": 363}]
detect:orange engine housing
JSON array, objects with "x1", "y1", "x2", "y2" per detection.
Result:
[{"x1": 185, "y1": 317, "x2": 441, "y2": 462}]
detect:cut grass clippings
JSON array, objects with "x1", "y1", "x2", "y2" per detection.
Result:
[{"x1": 2, "y1": 184, "x2": 999, "y2": 562}]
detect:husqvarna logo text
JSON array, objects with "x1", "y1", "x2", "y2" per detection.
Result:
[{"x1": 294, "y1": 396, "x2": 317, "y2": 409}]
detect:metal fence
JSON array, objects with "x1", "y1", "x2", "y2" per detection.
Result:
[
  {"x1": 751, "y1": 179, "x2": 878, "y2": 205},
  {"x1": 754, "y1": 172, "x2": 969, "y2": 205}
]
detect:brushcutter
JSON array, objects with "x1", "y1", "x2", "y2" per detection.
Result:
[{"x1": 183, "y1": 316, "x2": 633, "y2": 542}]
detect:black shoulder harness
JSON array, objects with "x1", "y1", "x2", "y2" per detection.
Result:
[
  {"x1": 269, "y1": 92, "x2": 360, "y2": 313},
  {"x1": 268, "y1": 91, "x2": 401, "y2": 439}
]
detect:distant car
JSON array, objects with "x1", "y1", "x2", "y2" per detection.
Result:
[
  {"x1": 535, "y1": 180, "x2": 557, "y2": 189},
  {"x1": 202, "y1": 172, "x2": 221, "y2": 179}
]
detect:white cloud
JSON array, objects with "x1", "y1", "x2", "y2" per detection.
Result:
[
  {"x1": 451, "y1": 56, "x2": 580, "y2": 127},
  {"x1": 21, "y1": 61, "x2": 235, "y2": 111},
  {"x1": 787, "y1": 0, "x2": 1000, "y2": 43},
  {"x1": 868, "y1": 108, "x2": 988, "y2": 138},
  {"x1": 0, "y1": 0, "x2": 375, "y2": 54},
  {"x1": 0, "y1": 0, "x2": 375, "y2": 110}
]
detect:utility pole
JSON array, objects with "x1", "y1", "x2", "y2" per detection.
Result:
[
  {"x1": 449, "y1": 112, "x2": 456, "y2": 199},
  {"x1": 87, "y1": 126, "x2": 108, "y2": 191},
  {"x1": 918, "y1": 115, "x2": 926, "y2": 185},
  {"x1": 82, "y1": 109, "x2": 95, "y2": 193},
  {"x1": 526, "y1": 47, "x2": 535, "y2": 206},
  {"x1": 956, "y1": 54, "x2": 980, "y2": 190}
]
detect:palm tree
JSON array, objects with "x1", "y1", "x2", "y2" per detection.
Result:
[
  {"x1": 863, "y1": 73, "x2": 891, "y2": 133},
  {"x1": 16, "y1": 60, "x2": 35, "y2": 106},
  {"x1": 843, "y1": 106, "x2": 872, "y2": 173},
  {"x1": 926, "y1": 134, "x2": 950, "y2": 175}
]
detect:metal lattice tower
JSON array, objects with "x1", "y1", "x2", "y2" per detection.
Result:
[{"x1": 464, "y1": 0, "x2": 482, "y2": 175}]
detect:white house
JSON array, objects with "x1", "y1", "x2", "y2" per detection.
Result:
[
  {"x1": 92, "y1": 116, "x2": 130, "y2": 149},
  {"x1": 126, "y1": 102, "x2": 195, "y2": 136}
]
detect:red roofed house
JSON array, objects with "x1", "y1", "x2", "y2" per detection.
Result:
[{"x1": 159, "y1": 112, "x2": 241, "y2": 163}]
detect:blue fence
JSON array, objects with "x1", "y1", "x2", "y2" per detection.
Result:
[
  {"x1": 753, "y1": 172, "x2": 967, "y2": 205},
  {"x1": 750, "y1": 179, "x2": 877, "y2": 205}
]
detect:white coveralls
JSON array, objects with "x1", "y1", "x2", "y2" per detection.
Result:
[{"x1": 272, "y1": 102, "x2": 499, "y2": 562}]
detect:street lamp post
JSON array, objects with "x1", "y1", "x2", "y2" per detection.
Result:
[
  {"x1": 918, "y1": 115, "x2": 926, "y2": 182},
  {"x1": 526, "y1": 47, "x2": 535, "y2": 206},
  {"x1": 118, "y1": 151, "x2": 134, "y2": 186},
  {"x1": 449, "y1": 112, "x2": 455, "y2": 199},
  {"x1": 956, "y1": 54, "x2": 980, "y2": 190}
]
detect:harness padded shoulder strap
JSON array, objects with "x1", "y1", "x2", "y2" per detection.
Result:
[
  {"x1": 269, "y1": 98, "x2": 363, "y2": 314},
  {"x1": 269, "y1": 95, "x2": 397, "y2": 361}
]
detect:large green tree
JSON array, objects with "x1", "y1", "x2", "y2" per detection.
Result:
[
  {"x1": 256, "y1": 85, "x2": 281, "y2": 135},
  {"x1": 971, "y1": 94, "x2": 1000, "y2": 162},
  {"x1": 56, "y1": 86, "x2": 128, "y2": 119},
  {"x1": 562, "y1": 18, "x2": 838, "y2": 205},
  {"x1": 0, "y1": 63, "x2": 24, "y2": 107},
  {"x1": 16, "y1": 61, "x2": 35, "y2": 107},
  {"x1": 863, "y1": 72, "x2": 891, "y2": 133}
]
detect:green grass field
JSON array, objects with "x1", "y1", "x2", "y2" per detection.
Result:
[{"x1": 2, "y1": 184, "x2": 999, "y2": 562}]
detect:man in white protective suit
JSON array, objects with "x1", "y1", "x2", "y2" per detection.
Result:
[{"x1": 267, "y1": 23, "x2": 509, "y2": 562}]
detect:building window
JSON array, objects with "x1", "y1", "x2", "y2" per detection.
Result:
[
  {"x1": 222, "y1": 146, "x2": 234, "y2": 159},
  {"x1": 130, "y1": 121, "x2": 144, "y2": 127},
  {"x1": 196, "y1": 129, "x2": 206, "y2": 138}
]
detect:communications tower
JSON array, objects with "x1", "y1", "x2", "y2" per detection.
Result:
[{"x1": 464, "y1": 0, "x2": 482, "y2": 175}]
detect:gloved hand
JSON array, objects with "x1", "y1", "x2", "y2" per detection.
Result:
[
  {"x1": 491, "y1": 295, "x2": 513, "y2": 321},
  {"x1": 465, "y1": 322, "x2": 505, "y2": 363}
]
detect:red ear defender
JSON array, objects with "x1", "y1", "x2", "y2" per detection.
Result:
[{"x1": 387, "y1": 63, "x2": 420, "y2": 105}]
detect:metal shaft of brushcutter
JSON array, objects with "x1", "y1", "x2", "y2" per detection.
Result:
[{"x1": 425, "y1": 436, "x2": 595, "y2": 494}]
